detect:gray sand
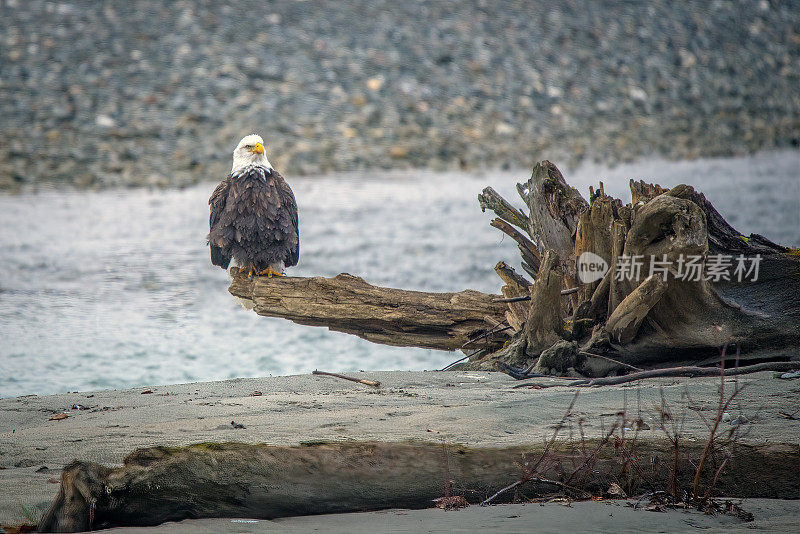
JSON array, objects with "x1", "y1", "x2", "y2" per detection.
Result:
[
  {"x1": 1, "y1": 370, "x2": 798, "y2": 529},
  {"x1": 106, "y1": 499, "x2": 800, "y2": 534}
]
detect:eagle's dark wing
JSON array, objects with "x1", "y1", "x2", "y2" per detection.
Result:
[
  {"x1": 208, "y1": 178, "x2": 232, "y2": 269},
  {"x1": 274, "y1": 170, "x2": 300, "y2": 267}
]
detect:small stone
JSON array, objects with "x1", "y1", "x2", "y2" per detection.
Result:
[
  {"x1": 628, "y1": 86, "x2": 648, "y2": 102},
  {"x1": 350, "y1": 94, "x2": 367, "y2": 107},
  {"x1": 546, "y1": 86, "x2": 563, "y2": 98},
  {"x1": 96, "y1": 115, "x2": 116, "y2": 128},
  {"x1": 340, "y1": 127, "x2": 358, "y2": 139},
  {"x1": 494, "y1": 122, "x2": 516, "y2": 135},
  {"x1": 365, "y1": 77, "x2": 384, "y2": 91},
  {"x1": 606, "y1": 482, "x2": 627, "y2": 497},
  {"x1": 389, "y1": 146, "x2": 408, "y2": 158},
  {"x1": 729, "y1": 415, "x2": 750, "y2": 427}
]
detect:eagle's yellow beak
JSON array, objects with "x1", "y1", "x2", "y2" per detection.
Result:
[{"x1": 250, "y1": 142, "x2": 265, "y2": 155}]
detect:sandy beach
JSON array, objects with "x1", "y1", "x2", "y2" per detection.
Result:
[
  {"x1": 97, "y1": 499, "x2": 800, "y2": 534},
  {"x1": 1, "y1": 370, "x2": 798, "y2": 531}
]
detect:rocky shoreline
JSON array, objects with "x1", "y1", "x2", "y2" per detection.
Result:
[{"x1": 1, "y1": 0, "x2": 799, "y2": 190}]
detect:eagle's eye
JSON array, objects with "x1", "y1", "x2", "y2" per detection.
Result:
[{"x1": 244, "y1": 144, "x2": 253, "y2": 149}]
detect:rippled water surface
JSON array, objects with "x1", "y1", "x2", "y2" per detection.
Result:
[{"x1": 1, "y1": 151, "x2": 798, "y2": 397}]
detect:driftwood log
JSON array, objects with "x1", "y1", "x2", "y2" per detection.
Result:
[
  {"x1": 39, "y1": 440, "x2": 799, "y2": 532},
  {"x1": 229, "y1": 272, "x2": 511, "y2": 352},
  {"x1": 227, "y1": 160, "x2": 799, "y2": 378}
]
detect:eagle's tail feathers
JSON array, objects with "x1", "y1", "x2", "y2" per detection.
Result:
[{"x1": 210, "y1": 245, "x2": 232, "y2": 269}]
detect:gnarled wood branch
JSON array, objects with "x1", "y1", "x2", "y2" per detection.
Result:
[
  {"x1": 494, "y1": 261, "x2": 531, "y2": 333},
  {"x1": 490, "y1": 218, "x2": 541, "y2": 277},
  {"x1": 228, "y1": 271, "x2": 510, "y2": 351},
  {"x1": 605, "y1": 274, "x2": 668, "y2": 345},
  {"x1": 524, "y1": 251, "x2": 567, "y2": 358},
  {"x1": 478, "y1": 186, "x2": 529, "y2": 230},
  {"x1": 518, "y1": 161, "x2": 588, "y2": 284}
]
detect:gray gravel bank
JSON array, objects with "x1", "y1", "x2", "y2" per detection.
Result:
[{"x1": 1, "y1": 0, "x2": 799, "y2": 189}]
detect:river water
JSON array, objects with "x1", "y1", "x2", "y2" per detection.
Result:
[{"x1": 1, "y1": 151, "x2": 798, "y2": 397}]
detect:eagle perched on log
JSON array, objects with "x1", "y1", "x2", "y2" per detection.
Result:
[{"x1": 208, "y1": 134, "x2": 299, "y2": 277}]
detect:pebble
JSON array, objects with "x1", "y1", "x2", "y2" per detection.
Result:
[
  {"x1": 778, "y1": 369, "x2": 800, "y2": 379},
  {"x1": 0, "y1": 0, "x2": 798, "y2": 190}
]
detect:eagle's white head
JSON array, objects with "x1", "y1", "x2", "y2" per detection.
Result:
[{"x1": 231, "y1": 134, "x2": 272, "y2": 173}]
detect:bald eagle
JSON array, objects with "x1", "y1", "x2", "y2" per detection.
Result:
[{"x1": 208, "y1": 134, "x2": 299, "y2": 277}]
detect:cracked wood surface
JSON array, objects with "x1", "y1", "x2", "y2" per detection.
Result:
[{"x1": 228, "y1": 270, "x2": 509, "y2": 351}]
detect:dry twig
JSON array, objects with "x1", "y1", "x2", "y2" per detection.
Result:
[
  {"x1": 440, "y1": 348, "x2": 486, "y2": 371},
  {"x1": 461, "y1": 323, "x2": 512, "y2": 349},
  {"x1": 578, "y1": 351, "x2": 642, "y2": 372},
  {"x1": 575, "y1": 362, "x2": 798, "y2": 387},
  {"x1": 481, "y1": 391, "x2": 580, "y2": 505},
  {"x1": 492, "y1": 286, "x2": 579, "y2": 303},
  {"x1": 312, "y1": 370, "x2": 381, "y2": 388}
]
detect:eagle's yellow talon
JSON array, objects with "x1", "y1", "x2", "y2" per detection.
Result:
[{"x1": 257, "y1": 267, "x2": 284, "y2": 278}]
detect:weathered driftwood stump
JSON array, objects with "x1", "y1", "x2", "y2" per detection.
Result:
[{"x1": 475, "y1": 161, "x2": 799, "y2": 376}]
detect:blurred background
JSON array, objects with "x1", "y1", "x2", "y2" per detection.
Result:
[
  {"x1": 2, "y1": 0, "x2": 799, "y2": 188},
  {"x1": 1, "y1": 1, "x2": 798, "y2": 396}
]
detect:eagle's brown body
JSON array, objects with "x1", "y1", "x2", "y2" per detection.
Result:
[{"x1": 208, "y1": 165, "x2": 299, "y2": 273}]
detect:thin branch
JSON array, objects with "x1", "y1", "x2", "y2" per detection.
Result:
[
  {"x1": 692, "y1": 346, "x2": 750, "y2": 504},
  {"x1": 481, "y1": 479, "x2": 524, "y2": 504},
  {"x1": 461, "y1": 323, "x2": 512, "y2": 349},
  {"x1": 564, "y1": 417, "x2": 621, "y2": 486},
  {"x1": 510, "y1": 377, "x2": 585, "y2": 388},
  {"x1": 312, "y1": 370, "x2": 381, "y2": 388},
  {"x1": 702, "y1": 453, "x2": 731, "y2": 502},
  {"x1": 576, "y1": 362, "x2": 798, "y2": 387},
  {"x1": 691, "y1": 350, "x2": 726, "y2": 504},
  {"x1": 496, "y1": 361, "x2": 543, "y2": 380},
  {"x1": 493, "y1": 295, "x2": 531, "y2": 303},
  {"x1": 440, "y1": 348, "x2": 485, "y2": 371},
  {"x1": 478, "y1": 187, "x2": 530, "y2": 230},
  {"x1": 509, "y1": 362, "x2": 796, "y2": 389},
  {"x1": 495, "y1": 261, "x2": 532, "y2": 288},
  {"x1": 489, "y1": 218, "x2": 542, "y2": 274},
  {"x1": 481, "y1": 391, "x2": 580, "y2": 505},
  {"x1": 481, "y1": 476, "x2": 592, "y2": 505},
  {"x1": 492, "y1": 286, "x2": 578, "y2": 303},
  {"x1": 579, "y1": 351, "x2": 642, "y2": 372}
]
